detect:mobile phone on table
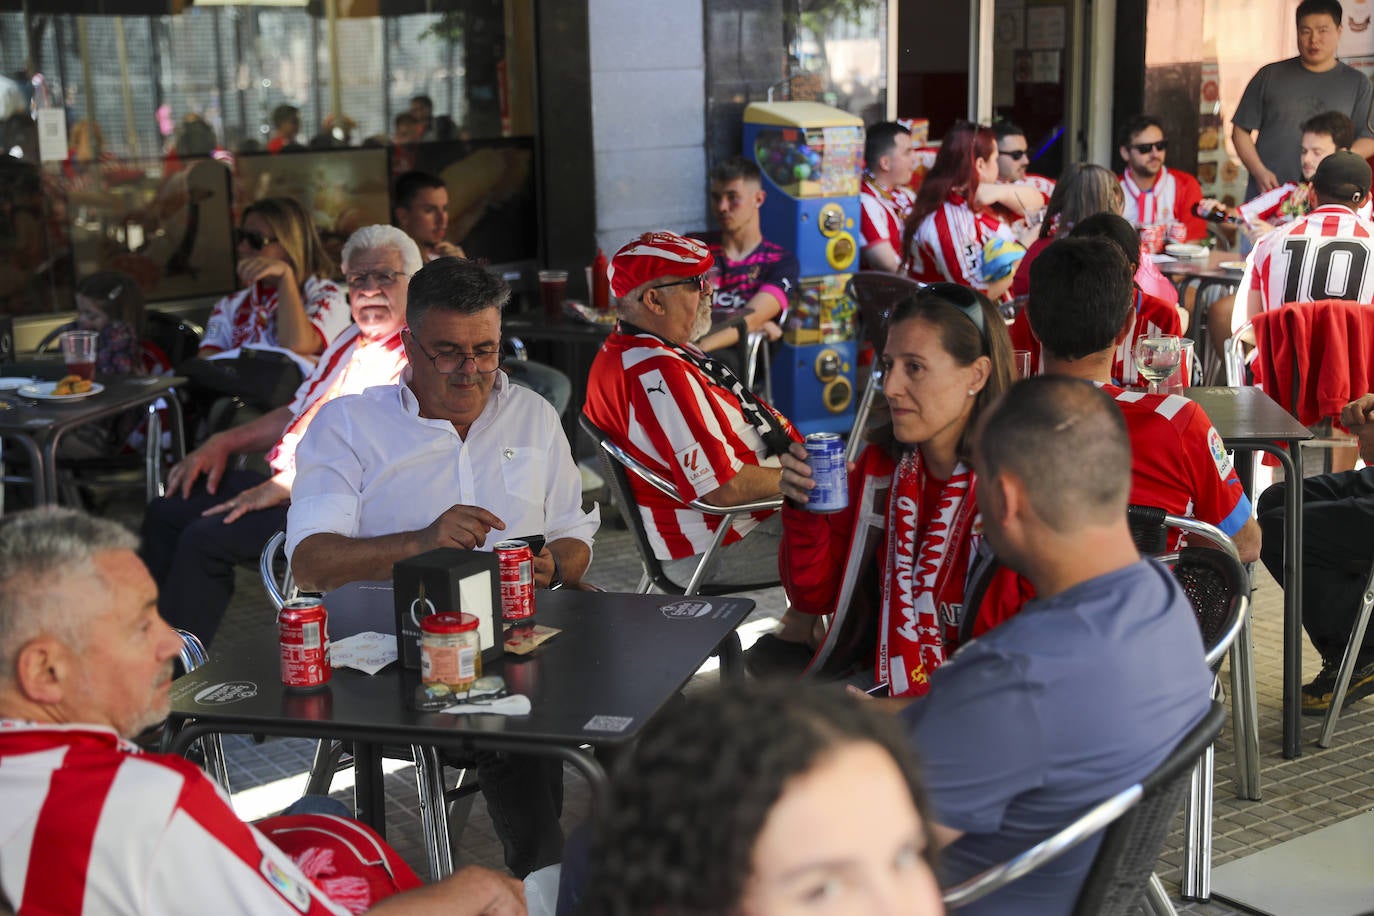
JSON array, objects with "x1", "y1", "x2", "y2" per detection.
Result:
[{"x1": 512, "y1": 534, "x2": 546, "y2": 555}]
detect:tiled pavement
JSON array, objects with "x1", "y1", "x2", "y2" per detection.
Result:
[{"x1": 151, "y1": 489, "x2": 1374, "y2": 913}]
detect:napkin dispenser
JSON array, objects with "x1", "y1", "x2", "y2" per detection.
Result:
[{"x1": 393, "y1": 548, "x2": 499, "y2": 669}]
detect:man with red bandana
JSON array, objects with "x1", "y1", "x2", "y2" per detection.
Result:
[{"x1": 584, "y1": 231, "x2": 814, "y2": 672}]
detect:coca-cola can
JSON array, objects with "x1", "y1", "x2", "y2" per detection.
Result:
[
  {"x1": 279, "y1": 597, "x2": 331, "y2": 690},
  {"x1": 1165, "y1": 221, "x2": 1188, "y2": 244},
  {"x1": 495, "y1": 539, "x2": 535, "y2": 622}
]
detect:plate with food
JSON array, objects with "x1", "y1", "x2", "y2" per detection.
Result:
[
  {"x1": 1165, "y1": 243, "x2": 1209, "y2": 260},
  {"x1": 1219, "y1": 260, "x2": 1246, "y2": 273},
  {"x1": 18, "y1": 377, "x2": 105, "y2": 400}
]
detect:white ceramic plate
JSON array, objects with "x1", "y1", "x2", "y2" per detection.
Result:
[
  {"x1": 1165, "y1": 243, "x2": 1209, "y2": 259},
  {"x1": 17, "y1": 381, "x2": 105, "y2": 401},
  {"x1": 0, "y1": 377, "x2": 32, "y2": 391},
  {"x1": 1219, "y1": 260, "x2": 1246, "y2": 273}
]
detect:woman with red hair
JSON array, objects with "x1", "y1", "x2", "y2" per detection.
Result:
[{"x1": 905, "y1": 121, "x2": 1029, "y2": 300}]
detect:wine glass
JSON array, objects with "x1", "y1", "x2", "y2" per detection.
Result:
[{"x1": 1134, "y1": 335, "x2": 1183, "y2": 394}]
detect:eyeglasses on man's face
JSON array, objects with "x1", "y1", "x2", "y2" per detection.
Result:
[
  {"x1": 346, "y1": 270, "x2": 407, "y2": 290},
  {"x1": 650, "y1": 271, "x2": 716, "y2": 295},
  {"x1": 999, "y1": 149, "x2": 1028, "y2": 161},
  {"x1": 407, "y1": 331, "x2": 503, "y2": 375},
  {"x1": 1130, "y1": 140, "x2": 1168, "y2": 155},
  {"x1": 234, "y1": 227, "x2": 278, "y2": 251}
]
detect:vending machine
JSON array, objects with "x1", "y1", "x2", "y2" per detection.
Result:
[{"x1": 742, "y1": 101, "x2": 863, "y2": 435}]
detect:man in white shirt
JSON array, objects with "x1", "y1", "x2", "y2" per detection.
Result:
[
  {"x1": 287, "y1": 258, "x2": 597, "y2": 877},
  {"x1": 0, "y1": 507, "x2": 523, "y2": 915},
  {"x1": 287, "y1": 257, "x2": 596, "y2": 591},
  {"x1": 859, "y1": 121, "x2": 918, "y2": 272}
]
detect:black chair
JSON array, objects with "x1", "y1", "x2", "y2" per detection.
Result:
[
  {"x1": 943, "y1": 701, "x2": 1227, "y2": 915},
  {"x1": 843, "y1": 272, "x2": 921, "y2": 461},
  {"x1": 579, "y1": 414, "x2": 782, "y2": 597},
  {"x1": 1127, "y1": 505, "x2": 1258, "y2": 902}
]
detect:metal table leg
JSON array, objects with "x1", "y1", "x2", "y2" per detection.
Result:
[{"x1": 352, "y1": 741, "x2": 386, "y2": 837}]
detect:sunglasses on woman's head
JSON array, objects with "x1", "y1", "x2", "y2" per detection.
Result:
[
  {"x1": 234, "y1": 227, "x2": 278, "y2": 251},
  {"x1": 920, "y1": 283, "x2": 988, "y2": 341}
]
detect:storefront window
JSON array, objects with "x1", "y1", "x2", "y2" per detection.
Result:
[{"x1": 0, "y1": 1, "x2": 536, "y2": 318}]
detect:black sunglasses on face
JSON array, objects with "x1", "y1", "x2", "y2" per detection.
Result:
[
  {"x1": 1131, "y1": 140, "x2": 1168, "y2": 154},
  {"x1": 999, "y1": 149, "x2": 1028, "y2": 161},
  {"x1": 234, "y1": 227, "x2": 278, "y2": 251}
]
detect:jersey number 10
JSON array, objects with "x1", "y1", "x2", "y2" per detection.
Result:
[{"x1": 1281, "y1": 237, "x2": 1370, "y2": 303}]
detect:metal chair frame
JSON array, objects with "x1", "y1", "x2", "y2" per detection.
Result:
[
  {"x1": 1127, "y1": 507, "x2": 1258, "y2": 902},
  {"x1": 174, "y1": 629, "x2": 229, "y2": 790},
  {"x1": 579, "y1": 415, "x2": 782, "y2": 598},
  {"x1": 943, "y1": 702, "x2": 1226, "y2": 915}
]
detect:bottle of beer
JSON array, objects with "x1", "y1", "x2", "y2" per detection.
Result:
[{"x1": 1192, "y1": 202, "x2": 1241, "y2": 224}]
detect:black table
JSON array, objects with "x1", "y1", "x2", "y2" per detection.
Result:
[
  {"x1": 164, "y1": 589, "x2": 752, "y2": 878},
  {"x1": 505, "y1": 312, "x2": 614, "y2": 450},
  {"x1": 0, "y1": 374, "x2": 186, "y2": 504},
  {"x1": 1185, "y1": 386, "x2": 1313, "y2": 758}
]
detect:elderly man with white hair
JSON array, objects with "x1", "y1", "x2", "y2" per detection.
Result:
[{"x1": 139, "y1": 225, "x2": 418, "y2": 645}]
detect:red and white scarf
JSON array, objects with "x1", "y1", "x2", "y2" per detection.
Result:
[{"x1": 878, "y1": 450, "x2": 980, "y2": 696}]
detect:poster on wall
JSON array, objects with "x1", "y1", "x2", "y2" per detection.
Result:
[{"x1": 1339, "y1": 0, "x2": 1374, "y2": 58}]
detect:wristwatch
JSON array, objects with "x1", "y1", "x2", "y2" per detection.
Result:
[{"x1": 548, "y1": 551, "x2": 564, "y2": 589}]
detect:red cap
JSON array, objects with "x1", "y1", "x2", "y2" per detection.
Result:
[{"x1": 608, "y1": 231, "x2": 714, "y2": 299}]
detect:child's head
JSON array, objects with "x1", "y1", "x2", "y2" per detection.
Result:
[
  {"x1": 75, "y1": 271, "x2": 144, "y2": 335},
  {"x1": 1300, "y1": 111, "x2": 1356, "y2": 181}
]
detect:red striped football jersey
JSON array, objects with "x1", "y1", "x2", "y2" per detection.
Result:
[
  {"x1": 1120, "y1": 167, "x2": 1207, "y2": 241},
  {"x1": 1242, "y1": 204, "x2": 1374, "y2": 315},
  {"x1": 0, "y1": 722, "x2": 350, "y2": 915},
  {"x1": 907, "y1": 193, "x2": 1014, "y2": 293},
  {"x1": 584, "y1": 329, "x2": 798, "y2": 560},
  {"x1": 860, "y1": 178, "x2": 915, "y2": 255}
]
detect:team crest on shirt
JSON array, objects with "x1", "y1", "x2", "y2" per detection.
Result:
[
  {"x1": 260, "y1": 856, "x2": 312, "y2": 911},
  {"x1": 1207, "y1": 427, "x2": 1233, "y2": 479}
]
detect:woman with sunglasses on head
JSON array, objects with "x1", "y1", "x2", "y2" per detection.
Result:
[
  {"x1": 575, "y1": 679, "x2": 945, "y2": 916},
  {"x1": 198, "y1": 197, "x2": 349, "y2": 361},
  {"x1": 903, "y1": 121, "x2": 1036, "y2": 302},
  {"x1": 779, "y1": 285, "x2": 1029, "y2": 697}
]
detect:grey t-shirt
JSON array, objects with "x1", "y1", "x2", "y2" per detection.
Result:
[
  {"x1": 901, "y1": 558, "x2": 1213, "y2": 916},
  {"x1": 1233, "y1": 57, "x2": 1374, "y2": 194}
]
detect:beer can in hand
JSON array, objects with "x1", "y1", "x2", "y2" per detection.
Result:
[
  {"x1": 496, "y1": 540, "x2": 535, "y2": 622},
  {"x1": 279, "y1": 597, "x2": 331, "y2": 689},
  {"x1": 804, "y1": 432, "x2": 848, "y2": 513}
]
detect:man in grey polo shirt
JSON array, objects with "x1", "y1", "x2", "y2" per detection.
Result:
[{"x1": 901, "y1": 376, "x2": 1213, "y2": 914}]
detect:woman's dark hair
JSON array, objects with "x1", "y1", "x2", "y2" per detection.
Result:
[
  {"x1": 904, "y1": 121, "x2": 996, "y2": 258},
  {"x1": 76, "y1": 270, "x2": 145, "y2": 335},
  {"x1": 872, "y1": 284, "x2": 1015, "y2": 463},
  {"x1": 1040, "y1": 162, "x2": 1124, "y2": 240},
  {"x1": 579, "y1": 680, "x2": 935, "y2": 915}
]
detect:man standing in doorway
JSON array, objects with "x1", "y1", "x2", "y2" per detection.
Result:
[{"x1": 1232, "y1": 0, "x2": 1374, "y2": 197}]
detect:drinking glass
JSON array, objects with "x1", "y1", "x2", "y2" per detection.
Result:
[
  {"x1": 1134, "y1": 335, "x2": 1182, "y2": 394},
  {"x1": 61, "y1": 330, "x2": 98, "y2": 381}
]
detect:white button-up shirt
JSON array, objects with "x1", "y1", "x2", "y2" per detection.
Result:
[{"x1": 285, "y1": 370, "x2": 598, "y2": 562}]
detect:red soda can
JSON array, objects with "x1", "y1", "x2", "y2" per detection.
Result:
[
  {"x1": 495, "y1": 539, "x2": 535, "y2": 622},
  {"x1": 279, "y1": 597, "x2": 331, "y2": 689},
  {"x1": 1166, "y1": 221, "x2": 1188, "y2": 244}
]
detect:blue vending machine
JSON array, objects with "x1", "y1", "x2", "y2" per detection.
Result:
[{"x1": 743, "y1": 101, "x2": 864, "y2": 436}]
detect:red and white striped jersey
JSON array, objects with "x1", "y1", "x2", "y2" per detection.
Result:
[
  {"x1": 1241, "y1": 204, "x2": 1374, "y2": 316},
  {"x1": 1237, "y1": 183, "x2": 1371, "y2": 229},
  {"x1": 859, "y1": 177, "x2": 915, "y2": 255},
  {"x1": 1019, "y1": 173, "x2": 1057, "y2": 199},
  {"x1": 1120, "y1": 168, "x2": 1208, "y2": 241},
  {"x1": 265, "y1": 325, "x2": 408, "y2": 475},
  {"x1": 907, "y1": 193, "x2": 1015, "y2": 293},
  {"x1": 1104, "y1": 385, "x2": 1254, "y2": 543},
  {"x1": 584, "y1": 328, "x2": 799, "y2": 560},
  {"x1": 0, "y1": 722, "x2": 350, "y2": 916}
]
